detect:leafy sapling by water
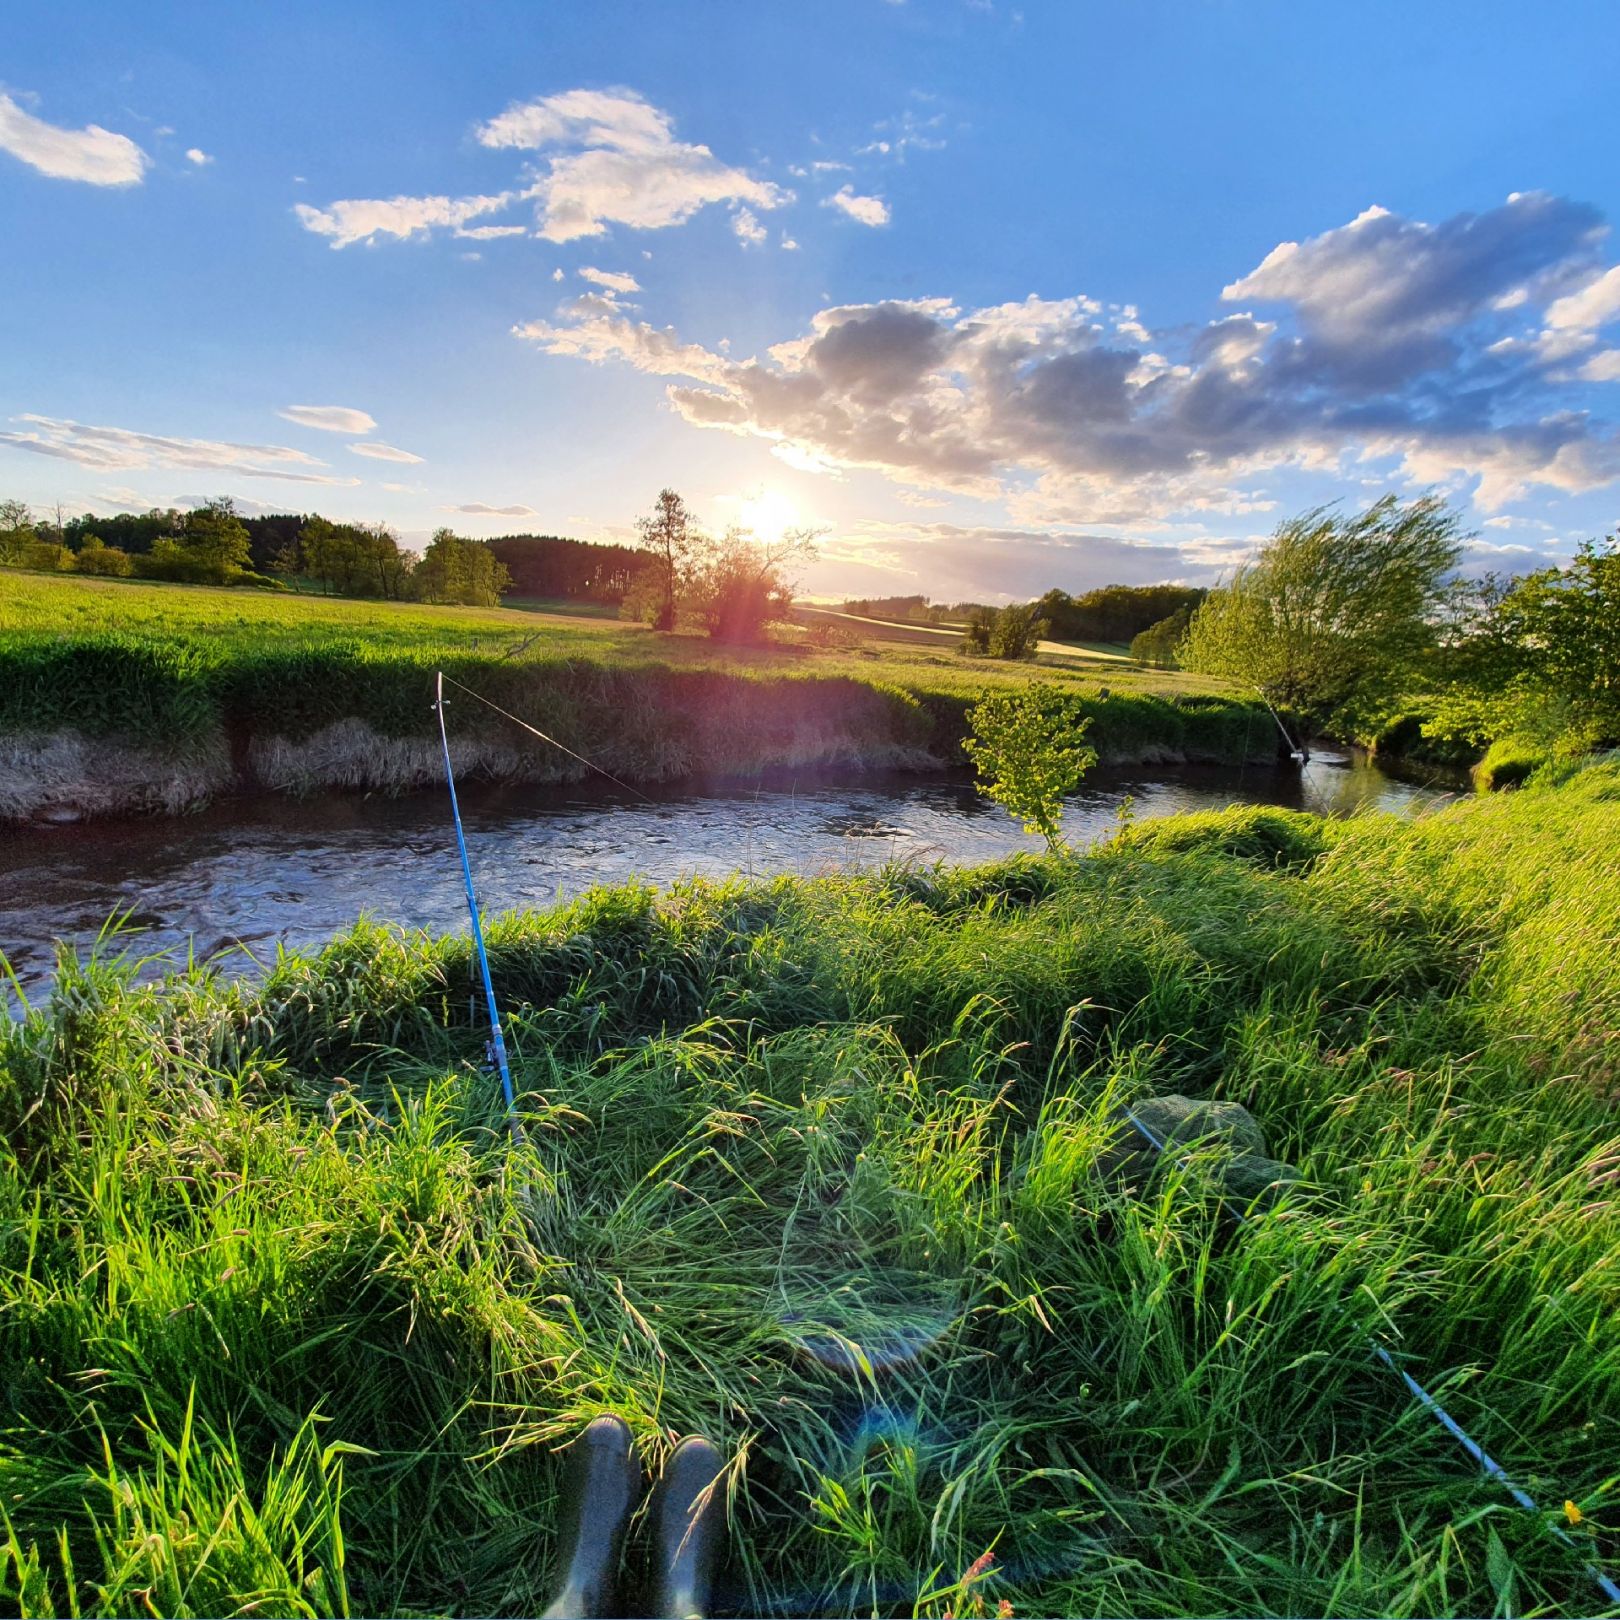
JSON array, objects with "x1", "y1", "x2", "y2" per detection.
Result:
[{"x1": 963, "y1": 682, "x2": 1098, "y2": 851}]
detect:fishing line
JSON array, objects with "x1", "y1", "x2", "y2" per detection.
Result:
[
  {"x1": 1122, "y1": 1107, "x2": 1620, "y2": 1607},
  {"x1": 438, "y1": 670, "x2": 654, "y2": 802}
]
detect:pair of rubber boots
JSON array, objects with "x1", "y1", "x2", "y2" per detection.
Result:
[{"x1": 541, "y1": 1416, "x2": 725, "y2": 1619}]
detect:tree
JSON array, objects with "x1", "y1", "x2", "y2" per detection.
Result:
[
  {"x1": 687, "y1": 524, "x2": 820, "y2": 643},
  {"x1": 963, "y1": 683, "x2": 1098, "y2": 851},
  {"x1": 0, "y1": 499, "x2": 37, "y2": 565},
  {"x1": 1036, "y1": 584, "x2": 1207, "y2": 644},
  {"x1": 1130, "y1": 605, "x2": 1195, "y2": 668},
  {"x1": 988, "y1": 602, "x2": 1048, "y2": 660},
  {"x1": 74, "y1": 534, "x2": 134, "y2": 576},
  {"x1": 1181, "y1": 495, "x2": 1465, "y2": 737},
  {"x1": 179, "y1": 498, "x2": 253, "y2": 581},
  {"x1": 959, "y1": 608, "x2": 994, "y2": 656},
  {"x1": 635, "y1": 489, "x2": 701, "y2": 631},
  {"x1": 1425, "y1": 534, "x2": 1620, "y2": 753},
  {"x1": 413, "y1": 528, "x2": 509, "y2": 607}
]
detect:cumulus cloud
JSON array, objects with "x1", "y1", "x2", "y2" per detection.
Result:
[
  {"x1": 0, "y1": 414, "x2": 360, "y2": 483},
  {"x1": 512, "y1": 192, "x2": 1620, "y2": 521},
  {"x1": 278, "y1": 404, "x2": 377, "y2": 434},
  {"x1": 823, "y1": 184, "x2": 890, "y2": 227},
  {"x1": 349, "y1": 442, "x2": 425, "y2": 463},
  {"x1": 0, "y1": 90, "x2": 149, "y2": 186},
  {"x1": 185, "y1": 147, "x2": 212, "y2": 166},
  {"x1": 297, "y1": 89, "x2": 789, "y2": 251},
  {"x1": 444, "y1": 502, "x2": 539, "y2": 517},
  {"x1": 1580, "y1": 350, "x2": 1620, "y2": 383},
  {"x1": 579, "y1": 265, "x2": 640, "y2": 293}
]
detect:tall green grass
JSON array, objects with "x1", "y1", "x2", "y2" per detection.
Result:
[{"x1": 5, "y1": 768, "x2": 1620, "y2": 1615}]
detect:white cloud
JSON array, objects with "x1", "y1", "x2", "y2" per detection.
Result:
[
  {"x1": 0, "y1": 414, "x2": 361, "y2": 483},
  {"x1": 1545, "y1": 264, "x2": 1620, "y2": 332},
  {"x1": 444, "y1": 502, "x2": 539, "y2": 517},
  {"x1": 349, "y1": 442, "x2": 425, "y2": 464},
  {"x1": 278, "y1": 404, "x2": 377, "y2": 434},
  {"x1": 0, "y1": 90, "x2": 149, "y2": 186},
  {"x1": 823, "y1": 185, "x2": 890, "y2": 227},
  {"x1": 294, "y1": 191, "x2": 515, "y2": 249},
  {"x1": 185, "y1": 147, "x2": 212, "y2": 166},
  {"x1": 781, "y1": 233, "x2": 800, "y2": 251},
  {"x1": 1580, "y1": 349, "x2": 1620, "y2": 382},
  {"x1": 477, "y1": 86, "x2": 789, "y2": 242},
  {"x1": 579, "y1": 265, "x2": 640, "y2": 293},
  {"x1": 457, "y1": 223, "x2": 528, "y2": 240},
  {"x1": 731, "y1": 207, "x2": 767, "y2": 247},
  {"x1": 298, "y1": 88, "x2": 789, "y2": 252},
  {"x1": 552, "y1": 267, "x2": 565, "y2": 282}
]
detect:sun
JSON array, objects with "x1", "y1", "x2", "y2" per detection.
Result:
[{"x1": 733, "y1": 487, "x2": 803, "y2": 544}]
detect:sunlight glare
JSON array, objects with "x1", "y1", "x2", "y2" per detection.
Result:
[{"x1": 734, "y1": 487, "x2": 803, "y2": 543}]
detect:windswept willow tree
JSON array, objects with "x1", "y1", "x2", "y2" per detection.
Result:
[{"x1": 1181, "y1": 495, "x2": 1465, "y2": 737}]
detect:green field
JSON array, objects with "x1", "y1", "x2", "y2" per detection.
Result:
[
  {"x1": 1, "y1": 575, "x2": 1255, "y2": 820},
  {"x1": 0, "y1": 573, "x2": 1205, "y2": 700},
  {"x1": 4, "y1": 759, "x2": 1619, "y2": 1616}
]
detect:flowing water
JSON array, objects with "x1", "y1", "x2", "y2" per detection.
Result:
[{"x1": 0, "y1": 752, "x2": 1456, "y2": 998}]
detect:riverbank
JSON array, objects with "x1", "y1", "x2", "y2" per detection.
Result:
[
  {"x1": 3, "y1": 761, "x2": 1618, "y2": 1616},
  {"x1": 0, "y1": 574, "x2": 1265, "y2": 822}
]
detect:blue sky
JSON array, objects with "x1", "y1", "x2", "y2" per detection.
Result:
[{"x1": 3, "y1": 0, "x2": 1619, "y2": 601}]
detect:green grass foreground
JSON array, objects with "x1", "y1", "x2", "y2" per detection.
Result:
[
  {"x1": 5, "y1": 763, "x2": 1620, "y2": 1616},
  {"x1": 0, "y1": 575, "x2": 1238, "y2": 793}
]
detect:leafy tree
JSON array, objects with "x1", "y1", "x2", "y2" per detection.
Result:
[
  {"x1": 635, "y1": 489, "x2": 702, "y2": 631},
  {"x1": 413, "y1": 528, "x2": 509, "y2": 607},
  {"x1": 1425, "y1": 534, "x2": 1620, "y2": 753},
  {"x1": 74, "y1": 534, "x2": 134, "y2": 576},
  {"x1": 988, "y1": 601, "x2": 1048, "y2": 660},
  {"x1": 688, "y1": 525, "x2": 820, "y2": 643},
  {"x1": 179, "y1": 498, "x2": 253, "y2": 581},
  {"x1": 1035, "y1": 584, "x2": 1207, "y2": 643},
  {"x1": 1181, "y1": 495, "x2": 1465, "y2": 736},
  {"x1": 1130, "y1": 605, "x2": 1195, "y2": 667},
  {"x1": 0, "y1": 499, "x2": 38, "y2": 565},
  {"x1": 963, "y1": 683, "x2": 1098, "y2": 851},
  {"x1": 959, "y1": 608, "x2": 994, "y2": 656}
]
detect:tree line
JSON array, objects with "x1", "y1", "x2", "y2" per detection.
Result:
[{"x1": 0, "y1": 499, "x2": 659, "y2": 611}]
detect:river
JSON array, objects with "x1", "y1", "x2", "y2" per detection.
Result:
[{"x1": 0, "y1": 752, "x2": 1455, "y2": 999}]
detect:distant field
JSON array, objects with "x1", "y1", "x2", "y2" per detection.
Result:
[
  {"x1": 791, "y1": 604, "x2": 1136, "y2": 664},
  {"x1": 2, "y1": 572, "x2": 1218, "y2": 702}
]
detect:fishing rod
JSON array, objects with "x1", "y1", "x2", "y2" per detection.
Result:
[
  {"x1": 1121, "y1": 1107, "x2": 1620, "y2": 1608},
  {"x1": 433, "y1": 670, "x2": 520, "y2": 1133},
  {"x1": 1251, "y1": 683, "x2": 1307, "y2": 763}
]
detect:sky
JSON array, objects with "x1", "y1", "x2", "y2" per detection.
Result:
[{"x1": 2, "y1": 0, "x2": 1619, "y2": 603}]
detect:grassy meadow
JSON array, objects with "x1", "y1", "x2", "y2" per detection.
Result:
[
  {"x1": 0, "y1": 574, "x2": 1259, "y2": 819},
  {"x1": 4, "y1": 758, "x2": 1620, "y2": 1616}
]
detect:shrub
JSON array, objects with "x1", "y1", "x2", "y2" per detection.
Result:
[{"x1": 964, "y1": 682, "x2": 1098, "y2": 849}]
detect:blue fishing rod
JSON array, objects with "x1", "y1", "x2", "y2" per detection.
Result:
[{"x1": 434, "y1": 670, "x2": 520, "y2": 1133}]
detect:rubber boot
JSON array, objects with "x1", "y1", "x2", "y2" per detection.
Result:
[
  {"x1": 541, "y1": 1414, "x2": 641, "y2": 1619},
  {"x1": 648, "y1": 1435, "x2": 726, "y2": 1620}
]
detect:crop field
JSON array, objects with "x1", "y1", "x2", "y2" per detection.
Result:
[{"x1": 4, "y1": 758, "x2": 1619, "y2": 1616}]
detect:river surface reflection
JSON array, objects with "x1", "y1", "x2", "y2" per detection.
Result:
[{"x1": 0, "y1": 752, "x2": 1456, "y2": 996}]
